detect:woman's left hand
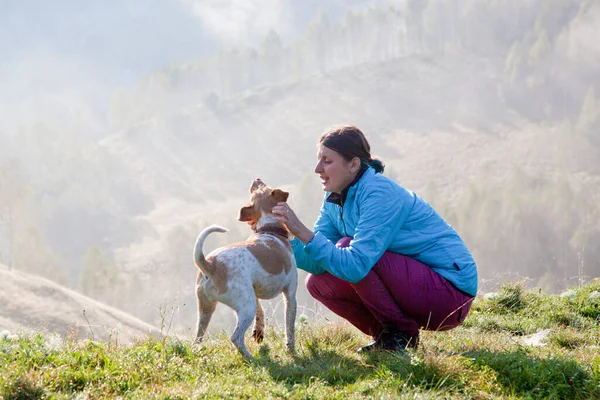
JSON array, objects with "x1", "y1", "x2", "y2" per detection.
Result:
[{"x1": 272, "y1": 202, "x2": 315, "y2": 244}]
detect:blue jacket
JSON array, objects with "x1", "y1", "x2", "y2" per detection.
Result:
[{"x1": 291, "y1": 167, "x2": 478, "y2": 296}]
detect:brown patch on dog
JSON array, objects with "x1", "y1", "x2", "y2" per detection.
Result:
[
  {"x1": 277, "y1": 238, "x2": 292, "y2": 251},
  {"x1": 247, "y1": 242, "x2": 292, "y2": 276},
  {"x1": 199, "y1": 256, "x2": 229, "y2": 294},
  {"x1": 227, "y1": 236, "x2": 291, "y2": 275}
]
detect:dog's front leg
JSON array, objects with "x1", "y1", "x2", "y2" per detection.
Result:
[
  {"x1": 195, "y1": 285, "x2": 216, "y2": 343},
  {"x1": 283, "y1": 285, "x2": 297, "y2": 354}
]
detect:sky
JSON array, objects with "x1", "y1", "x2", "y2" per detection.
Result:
[{"x1": 0, "y1": 0, "x2": 398, "y2": 128}]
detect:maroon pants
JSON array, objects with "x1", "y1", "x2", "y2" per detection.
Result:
[{"x1": 305, "y1": 237, "x2": 474, "y2": 338}]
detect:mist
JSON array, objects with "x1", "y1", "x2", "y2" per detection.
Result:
[{"x1": 1, "y1": 0, "x2": 599, "y2": 338}]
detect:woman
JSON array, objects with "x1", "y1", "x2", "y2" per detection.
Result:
[{"x1": 272, "y1": 125, "x2": 477, "y2": 352}]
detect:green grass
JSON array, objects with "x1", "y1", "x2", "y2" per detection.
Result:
[{"x1": 2, "y1": 281, "x2": 600, "y2": 399}]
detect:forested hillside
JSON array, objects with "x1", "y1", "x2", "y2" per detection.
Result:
[
  {"x1": 108, "y1": 0, "x2": 600, "y2": 132},
  {"x1": 1, "y1": 0, "x2": 599, "y2": 333}
]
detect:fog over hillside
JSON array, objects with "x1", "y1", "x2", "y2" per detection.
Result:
[
  {"x1": 1, "y1": 0, "x2": 599, "y2": 338},
  {"x1": 0, "y1": 0, "x2": 393, "y2": 127}
]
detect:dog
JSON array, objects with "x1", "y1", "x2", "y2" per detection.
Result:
[{"x1": 192, "y1": 178, "x2": 298, "y2": 358}]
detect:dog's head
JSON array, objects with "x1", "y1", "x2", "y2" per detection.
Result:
[{"x1": 238, "y1": 178, "x2": 288, "y2": 229}]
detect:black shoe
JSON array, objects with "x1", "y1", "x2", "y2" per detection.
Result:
[
  {"x1": 357, "y1": 323, "x2": 419, "y2": 353},
  {"x1": 379, "y1": 331, "x2": 419, "y2": 351}
]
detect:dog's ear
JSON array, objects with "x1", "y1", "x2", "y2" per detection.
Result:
[
  {"x1": 238, "y1": 205, "x2": 257, "y2": 222},
  {"x1": 271, "y1": 189, "x2": 289, "y2": 203}
]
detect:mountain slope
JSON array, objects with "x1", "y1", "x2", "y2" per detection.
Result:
[{"x1": 0, "y1": 265, "x2": 160, "y2": 342}]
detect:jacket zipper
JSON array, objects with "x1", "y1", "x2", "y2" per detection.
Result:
[{"x1": 339, "y1": 198, "x2": 348, "y2": 237}]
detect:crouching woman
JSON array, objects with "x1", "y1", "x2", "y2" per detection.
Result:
[{"x1": 272, "y1": 125, "x2": 477, "y2": 352}]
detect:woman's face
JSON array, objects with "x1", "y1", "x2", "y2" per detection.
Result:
[{"x1": 314, "y1": 145, "x2": 358, "y2": 194}]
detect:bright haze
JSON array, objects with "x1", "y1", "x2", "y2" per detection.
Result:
[{"x1": 1, "y1": 0, "x2": 599, "y2": 337}]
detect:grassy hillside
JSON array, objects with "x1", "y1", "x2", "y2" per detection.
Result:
[
  {"x1": 0, "y1": 266, "x2": 160, "y2": 343},
  {"x1": 2, "y1": 281, "x2": 599, "y2": 399}
]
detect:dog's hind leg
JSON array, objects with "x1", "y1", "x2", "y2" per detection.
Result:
[
  {"x1": 283, "y1": 283, "x2": 297, "y2": 354},
  {"x1": 252, "y1": 298, "x2": 265, "y2": 343},
  {"x1": 194, "y1": 286, "x2": 216, "y2": 344},
  {"x1": 230, "y1": 297, "x2": 256, "y2": 358}
]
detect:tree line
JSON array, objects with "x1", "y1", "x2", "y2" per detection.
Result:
[{"x1": 109, "y1": 0, "x2": 599, "y2": 142}]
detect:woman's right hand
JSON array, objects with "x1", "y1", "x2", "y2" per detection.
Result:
[{"x1": 272, "y1": 202, "x2": 315, "y2": 244}]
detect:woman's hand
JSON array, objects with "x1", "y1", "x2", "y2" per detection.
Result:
[{"x1": 272, "y1": 202, "x2": 315, "y2": 244}]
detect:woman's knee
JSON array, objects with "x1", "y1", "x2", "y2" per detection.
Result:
[
  {"x1": 308, "y1": 237, "x2": 350, "y2": 298},
  {"x1": 305, "y1": 272, "x2": 350, "y2": 301},
  {"x1": 305, "y1": 273, "x2": 321, "y2": 297},
  {"x1": 305, "y1": 273, "x2": 335, "y2": 299}
]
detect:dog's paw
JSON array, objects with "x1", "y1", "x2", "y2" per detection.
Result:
[{"x1": 252, "y1": 329, "x2": 264, "y2": 343}]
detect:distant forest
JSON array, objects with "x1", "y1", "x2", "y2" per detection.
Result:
[{"x1": 108, "y1": 0, "x2": 599, "y2": 135}]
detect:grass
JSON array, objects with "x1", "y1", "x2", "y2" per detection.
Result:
[{"x1": 1, "y1": 280, "x2": 600, "y2": 399}]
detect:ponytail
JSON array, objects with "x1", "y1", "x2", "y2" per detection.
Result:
[
  {"x1": 368, "y1": 158, "x2": 385, "y2": 174},
  {"x1": 361, "y1": 158, "x2": 385, "y2": 174}
]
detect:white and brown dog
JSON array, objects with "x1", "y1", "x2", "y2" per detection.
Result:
[{"x1": 192, "y1": 179, "x2": 298, "y2": 358}]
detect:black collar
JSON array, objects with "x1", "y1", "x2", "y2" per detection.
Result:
[
  {"x1": 326, "y1": 165, "x2": 368, "y2": 206},
  {"x1": 255, "y1": 225, "x2": 290, "y2": 240}
]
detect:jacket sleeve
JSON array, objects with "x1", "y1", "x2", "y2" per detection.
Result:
[
  {"x1": 303, "y1": 181, "x2": 414, "y2": 282},
  {"x1": 291, "y1": 201, "x2": 342, "y2": 274}
]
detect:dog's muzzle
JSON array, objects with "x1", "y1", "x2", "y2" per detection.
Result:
[{"x1": 250, "y1": 178, "x2": 266, "y2": 193}]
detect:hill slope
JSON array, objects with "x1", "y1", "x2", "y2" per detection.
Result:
[{"x1": 0, "y1": 265, "x2": 159, "y2": 342}]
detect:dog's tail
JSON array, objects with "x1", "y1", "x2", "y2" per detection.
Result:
[{"x1": 193, "y1": 225, "x2": 228, "y2": 276}]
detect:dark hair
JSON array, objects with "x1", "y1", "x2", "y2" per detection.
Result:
[{"x1": 319, "y1": 125, "x2": 385, "y2": 173}]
